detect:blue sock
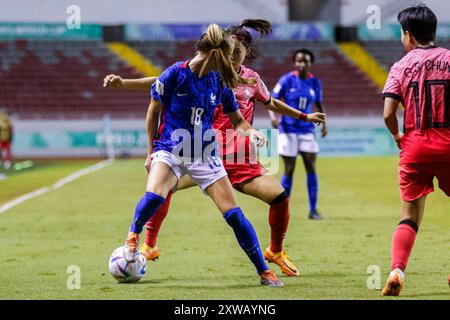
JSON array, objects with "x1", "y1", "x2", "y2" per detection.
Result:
[
  {"x1": 281, "y1": 174, "x2": 293, "y2": 196},
  {"x1": 224, "y1": 207, "x2": 268, "y2": 274},
  {"x1": 307, "y1": 173, "x2": 318, "y2": 212},
  {"x1": 130, "y1": 192, "x2": 165, "y2": 234}
]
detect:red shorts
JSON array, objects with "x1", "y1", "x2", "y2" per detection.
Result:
[
  {"x1": 224, "y1": 161, "x2": 266, "y2": 189},
  {"x1": 398, "y1": 162, "x2": 450, "y2": 201}
]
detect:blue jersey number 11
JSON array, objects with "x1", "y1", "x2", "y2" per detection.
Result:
[{"x1": 298, "y1": 98, "x2": 307, "y2": 111}]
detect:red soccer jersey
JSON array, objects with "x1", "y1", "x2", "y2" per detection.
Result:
[
  {"x1": 213, "y1": 65, "x2": 271, "y2": 162},
  {"x1": 383, "y1": 46, "x2": 450, "y2": 163}
]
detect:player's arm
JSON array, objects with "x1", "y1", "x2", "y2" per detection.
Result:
[
  {"x1": 103, "y1": 74, "x2": 158, "y2": 90},
  {"x1": 144, "y1": 98, "x2": 163, "y2": 172},
  {"x1": 227, "y1": 110, "x2": 266, "y2": 147},
  {"x1": 382, "y1": 62, "x2": 404, "y2": 149},
  {"x1": 383, "y1": 97, "x2": 403, "y2": 149},
  {"x1": 145, "y1": 62, "x2": 180, "y2": 172},
  {"x1": 314, "y1": 101, "x2": 328, "y2": 137},
  {"x1": 312, "y1": 78, "x2": 327, "y2": 138},
  {"x1": 268, "y1": 76, "x2": 288, "y2": 129},
  {"x1": 265, "y1": 97, "x2": 326, "y2": 124}
]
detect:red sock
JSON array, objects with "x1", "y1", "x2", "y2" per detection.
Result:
[
  {"x1": 391, "y1": 221, "x2": 418, "y2": 272},
  {"x1": 268, "y1": 193, "x2": 290, "y2": 253},
  {"x1": 144, "y1": 191, "x2": 173, "y2": 247}
]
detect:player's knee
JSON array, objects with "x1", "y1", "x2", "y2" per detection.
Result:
[
  {"x1": 398, "y1": 219, "x2": 419, "y2": 232},
  {"x1": 400, "y1": 213, "x2": 420, "y2": 225},
  {"x1": 284, "y1": 166, "x2": 295, "y2": 177},
  {"x1": 145, "y1": 186, "x2": 168, "y2": 198},
  {"x1": 269, "y1": 190, "x2": 289, "y2": 205},
  {"x1": 306, "y1": 167, "x2": 316, "y2": 175},
  {"x1": 304, "y1": 161, "x2": 316, "y2": 174},
  {"x1": 219, "y1": 202, "x2": 239, "y2": 215}
]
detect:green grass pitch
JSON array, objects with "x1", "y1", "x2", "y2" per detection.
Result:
[{"x1": 0, "y1": 157, "x2": 448, "y2": 300}]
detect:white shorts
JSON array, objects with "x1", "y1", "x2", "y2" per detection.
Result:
[
  {"x1": 278, "y1": 132, "x2": 319, "y2": 156},
  {"x1": 150, "y1": 150, "x2": 228, "y2": 192}
]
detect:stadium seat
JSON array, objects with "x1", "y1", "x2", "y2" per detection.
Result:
[
  {"x1": 0, "y1": 39, "x2": 402, "y2": 119},
  {"x1": 0, "y1": 40, "x2": 149, "y2": 119}
]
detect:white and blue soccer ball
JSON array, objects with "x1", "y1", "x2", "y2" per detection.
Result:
[{"x1": 109, "y1": 246, "x2": 147, "y2": 283}]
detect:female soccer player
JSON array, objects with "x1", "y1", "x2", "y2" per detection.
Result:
[
  {"x1": 104, "y1": 20, "x2": 325, "y2": 277},
  {"x1": 269, "y1": 49, "x2": 327, "y2": 220},
  {"x1": 381, "y1": 4, "x2": 450, "y2": 296},
  {"x1": 122, "y1": 23, "x2": 285, "y2": 287}
]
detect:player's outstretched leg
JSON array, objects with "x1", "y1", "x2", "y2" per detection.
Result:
[
  {"x1": 264, "y1": 191, "x2": 299, "y2": 277},
  {"x1": 125, "y1": 192, "x2": 166, "y2": 261},
  {"x1": 141, "y1": 191, "x2": 173, "y2": 261},
  {"x1": 141, "y1": 175, "x2": 198, "y2": 261},
  {"x1": 207, "y1": 176, "x2": 283, "y2": 286},
  {"x1": 382, "y1": 198, "x2": 424, "y2": 296},
  {"x1": 125, "y1": 162, "x2": 178, "y2": 262}
]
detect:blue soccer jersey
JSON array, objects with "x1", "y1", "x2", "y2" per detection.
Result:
[
  {"x1": 151, "y1": 61, "x2": 239, "y2": 158},
  {"x1": 272, "y1": 71, "x2": 323, "y2": 134}
]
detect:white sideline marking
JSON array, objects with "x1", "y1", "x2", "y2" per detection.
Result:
[
  {"x1": 0, "y1": 187, "x2": 50, "y2": 214},
  {"x1": 51, "y1": 159, "x2": 113, "y2": 190},
  {"x1": 0, "y1": 159, "x2": 113, "y2": 215}
]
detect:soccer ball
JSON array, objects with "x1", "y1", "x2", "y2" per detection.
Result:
[{"x1": 109, "y1": 246, "x2": 147, "y2": 283}]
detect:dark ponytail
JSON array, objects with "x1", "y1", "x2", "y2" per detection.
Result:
[
  {"x1": 196, "y1": 23, "x2": 255, "y2": 88},
  {"x1": 239, "y1": 19, "x2": 272, "y2": 37},
  {"x1": 226, "y1": 19, "x2": 272, "y2": 59}
]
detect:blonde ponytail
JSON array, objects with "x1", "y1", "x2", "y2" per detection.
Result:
[{"x1": 197, "y1": 23, "x2": 255, "y2": 88}]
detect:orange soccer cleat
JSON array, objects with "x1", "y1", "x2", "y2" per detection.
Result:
[
  {"x1": 382, "y1": 269, "x2": 405, "y2": 296},
  {"x1": 263, "y1": 247, "x2": 300, "y2": 277},
  {"x1": 260, "y1": 270, "x2": 284, "y2": 287},
  {"x1": 140, "y1": 243, "x2": 160, "y2": 261},
  {"x1": 124, "y1": 232, "x2": 140, "y2": 262}
]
